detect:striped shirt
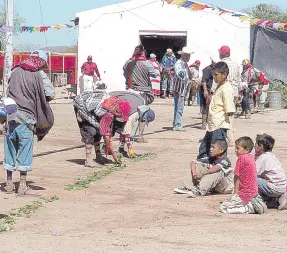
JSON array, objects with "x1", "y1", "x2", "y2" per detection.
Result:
[{"x1": 173, "y1": 59, "x2": 190, "y2": 95}]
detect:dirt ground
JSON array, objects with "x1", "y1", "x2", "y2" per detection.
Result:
[{"x1": 0, "y1": 95, "x2": 287, "y2": 253}]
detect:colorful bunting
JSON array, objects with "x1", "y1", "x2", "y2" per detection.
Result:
[
  {"x1": 164, "y1": 0, "x2": 287, "y2": 31},
  {"x1": 0, "y1": 24, "x2": 73, "y2": 33}
]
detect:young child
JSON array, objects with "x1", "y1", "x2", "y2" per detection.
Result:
[
  {"x1": 255, "y1": 134, "x2": 287, "y2": 210},
  {"x1": 174, "y1": 139, "x2": 234, "y2": 197},
  {"x1": 220, "y1": 137, "x2": 267, "y2": 214},
  {"x1": 198, "y1": 62, "x2": 235, "y2": 159}
]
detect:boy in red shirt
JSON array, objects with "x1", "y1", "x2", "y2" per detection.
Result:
[{"x1": 220, "y1": 137, "x2": 267, "y2": 214}]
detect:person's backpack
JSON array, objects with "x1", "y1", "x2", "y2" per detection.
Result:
[{"x1": 0, "y1": 97, "x2": 18, "y2": 123}]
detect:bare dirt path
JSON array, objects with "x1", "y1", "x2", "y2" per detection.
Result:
[{"x1": 0, "y1": 99, "x2": 287, "y2": 253}]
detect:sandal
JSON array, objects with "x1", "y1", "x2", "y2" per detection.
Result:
[
  {"x1": 4, "y1": 184, "x2": 15, "y2": 194},
  {"x1": 17, "y1": 186, "x2": 41, "y2": 197}
]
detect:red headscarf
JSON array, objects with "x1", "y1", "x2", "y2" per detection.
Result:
[
  {"x1": 19, "y1": 56, "x2": 47, "y2": 72},
  {"x1": 102, "y1": 96, "x2": 131, "y2": 121},
  {"x1": 127, "y1": 46, "x2": 146, "y2": 89}
]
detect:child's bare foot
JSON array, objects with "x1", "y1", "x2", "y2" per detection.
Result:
[
  {"x1": 17, "y1": 186, "x2": 41, "y2": 197},
  {"x1": 85, "y1": 160, "x2": 97, "y2": 168},
  {"x1": 4, "y1": 183, "x2": 15, "y2": 194}
]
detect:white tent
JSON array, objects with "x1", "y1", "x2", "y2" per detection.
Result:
[{"x1": 76, "y1": 0, "x2": 250, "y2": 92}]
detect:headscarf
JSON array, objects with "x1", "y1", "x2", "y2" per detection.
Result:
[
  {"x1": 101, "y1": 96, "x2": 131, "y2": 121},
  {"x1": 17, "y1": 50, "x2": 48, "y2": 72},
  {"x1": 127, "y1": 45, "x2": 146, "y2": 89},
  {"x1": 18, "y1": 57, "x2": 47, "y2": 72}
]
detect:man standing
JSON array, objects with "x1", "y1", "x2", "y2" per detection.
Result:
[
  {"x1": 173, "y1": 47, "x2": 192, "y2": 131},
  {"x1": 241, "y1": 59, "x2": 269, "y2": 112},
  {"x1": 200, "y1": 59, "x2": 215, "y2": 129},
  {"x1": 161, "y1": 48, "x2": 176, "y2": 98},
  {"x1": 81, "y1": 55, "x2": 101, "y2": 92},
  {"x1": 123, "y1": 45, "x2": 157, "y2": 143},
  {"x1": 186, "y1": 60, "x2": 201, "y2": 106},
  {"x1": 218, "y1": 46, "x2": 241, "y2": 146}
]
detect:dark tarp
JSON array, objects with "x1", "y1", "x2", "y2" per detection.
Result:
[{"x1": 251, "y1": 26, "x2": 287, "y2": 83}]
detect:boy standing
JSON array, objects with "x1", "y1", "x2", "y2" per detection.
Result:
[
  {"x1": 255, "y1": 134, "x2": 287, "y2": 210},
  {"x1": 174, "y1": 140, "x2": 234, "y2": 197},
  {"x1": 198, "y1": 62, "x2": 235, "y2": 158}
]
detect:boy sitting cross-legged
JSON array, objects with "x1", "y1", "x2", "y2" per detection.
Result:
[
  {"x1": 255, "y1": 134, "x2": 287, "y2": 210},
  {"x1": 174, "y1": 139, "x2": 234, "y2": 198}
]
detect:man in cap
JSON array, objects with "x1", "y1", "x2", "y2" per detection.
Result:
[
  {"x1": 161, "y1": 48, "x2": 176, "y2": 98},
  {"x1": 173, "y1": 47, "x2": 193, "y2": 131},
  {"x1": 218, "y1": 46, "x2": 241, "y2": 146},
  {"x1": 81, "y1": 55, "x2": 101, "y2": 92}
]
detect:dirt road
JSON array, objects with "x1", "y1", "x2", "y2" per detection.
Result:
[{"x1": 0, "y1": 99, "x2": 287, "y2": 253}]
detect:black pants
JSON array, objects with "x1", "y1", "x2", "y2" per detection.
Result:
[{"x1": 198, "y1": 128, "x2": 228, "y2": 159}]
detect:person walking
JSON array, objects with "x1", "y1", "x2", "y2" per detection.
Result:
[{"x1": 81, "y1": 55, "x2": 101, "y2": 92}]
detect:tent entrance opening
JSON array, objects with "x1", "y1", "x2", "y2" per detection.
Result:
[{"x1": 139, "y1": 30, "x2": 187, "y2": 60}]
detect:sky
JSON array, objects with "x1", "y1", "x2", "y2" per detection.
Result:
[{"x1": 9, "y1": 0, "x2": 287, "y2": 48}]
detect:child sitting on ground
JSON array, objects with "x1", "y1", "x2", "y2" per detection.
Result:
[
  {"x1": 174, "y1": 139, "x2": 234, "y2": 197},
  {"x1": 255, "y1": 134, "x2": 287, "y2": 210},
  {"x1": 220, "y1": 137, "x2": 267, "y2": 214}
]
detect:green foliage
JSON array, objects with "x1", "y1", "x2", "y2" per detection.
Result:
[
  {"x1": 269, "y1": 79, "x2": 287, "y2": 107},
  {"x1": 65, "y1": 164, "x2": 125, "y2": 191},
  {"x1": 244, "y1": 4, "x2": 287, "y2": 23},
  {"x1": 0, "y1": 7, "x2": 25, "y2": 50},
  {"x1": 130, "y1": 153, "x2": 156, "y2": 162},
  {"x1": 0, "y1": 195, "x2": 59, "y2": 232}
]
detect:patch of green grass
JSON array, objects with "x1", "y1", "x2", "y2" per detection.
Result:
[
  {"x1": 130, "y1": 152, "x2": 156, "y2": 162},
  {"x1": 65, "y1": 163, "x2": 125, "y2": 191},
  {"x1": 0, "y1": 195, "x2": 59, "y2": 233}
]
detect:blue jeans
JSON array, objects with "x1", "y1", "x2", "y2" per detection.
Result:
[
  {"x1": 258, "y1": 178, "x2": 282, "y2": 198},
  {"x1": 173, "y1": 92, "x2": 185, "y2": 130},
  {"x1": 196, "y1": 92, "x2": 200, "y2": 105},
  {"x1": 4, "y1": 122, "x2": 34, "y2": 172}
]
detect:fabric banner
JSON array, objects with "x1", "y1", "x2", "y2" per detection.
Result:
[
  {"x1": 251, "y1": 26, "x2": 287, "y2": 83},
  {"x1": 164, "y1": 0, "x2": 287, "y2": 31}
]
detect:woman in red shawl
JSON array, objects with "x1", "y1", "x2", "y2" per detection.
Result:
[{"x1": 4, "y1": 50, "x2": 55, "y2": 196}]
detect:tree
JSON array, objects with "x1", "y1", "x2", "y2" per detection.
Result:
[
  {"x1": 243, "y1": 4, "x2": 287, "y2": 22},
  {"x1": 0, "y1": 6, "x2": 25, "y2": 50}
]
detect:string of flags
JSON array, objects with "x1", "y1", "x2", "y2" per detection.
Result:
[
  {"x1": 164, "y1": 0, "x2": 287, "y2": 31},
  {"x1": 0, "y1": 24, "x2": 73, "y2": 33}
]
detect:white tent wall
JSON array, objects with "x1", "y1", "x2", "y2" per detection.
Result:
[{"x1": 77, "y1": 0, "x2": 250, "y2": 92}]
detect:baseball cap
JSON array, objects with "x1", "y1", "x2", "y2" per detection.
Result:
[
  {"x1": 219, "y1": 46, "x2": 230, "y2": 55},
  {"x1": 87, "y1": 55, "x2": 93, "y2": 60},
  {"x1": 30, "y1": 50, "x2": 48, "y2": 63},
  {"x1": 145, "y1": 108, "x2": 155, "y2": 126}
]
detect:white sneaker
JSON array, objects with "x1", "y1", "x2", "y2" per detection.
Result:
[
  {"x1": 174, "y1": 186, "x2": 189, "y2": 194},
  {"x1": 186, "y1": 190, "x2": 199, "y2": 198}
]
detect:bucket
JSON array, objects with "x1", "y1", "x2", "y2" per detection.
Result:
[{"x1": 269, "y1": 91, "x2": 282, "y2": 109}]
